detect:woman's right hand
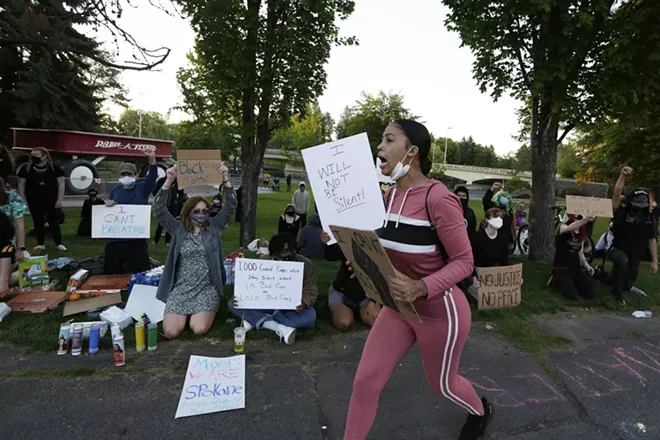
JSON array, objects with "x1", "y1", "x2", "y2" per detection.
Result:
[{"x1": 166, "y1": 165, "x2": 177, "y2": 183}]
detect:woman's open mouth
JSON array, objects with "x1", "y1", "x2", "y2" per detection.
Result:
[{"x1": 378, "y1": 156, "x2": 387, "y2": 169}]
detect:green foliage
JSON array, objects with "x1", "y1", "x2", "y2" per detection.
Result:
[
  {"x1": 556, "y1": 143, "x2": 587, "y2": 179},
  {"x1": 268, "y1": 102, "x2": 334, "y2": 154},
  {"x1": 336, "y1": 91, "x2": 417, "y2": 154},
  {"x1": 117, "y1": 109, "x2": 171, "y2": 140},
  {"x1": 506, "y1": 176, "x2": 530, "y2": 193},
  {"x1": 443, "y1": 0, "x2": 660, "y2": 263},
  {"x1": 176, "y1": 0, "x2": 356, "y2": 246}
]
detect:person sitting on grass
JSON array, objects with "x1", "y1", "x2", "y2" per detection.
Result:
[
  {"x1": 229, "y1": 232, "x2": 318, "y2": 345},
  {"x1": 551, "y1": 214, "x2": 598, "y2": 301},
  {"x1": 298, "y1": 213, "x2": 324, "y2": 259},
  {"x1": 321, "y1": 231, "x2": 380, "y2": 330},
  {"x1": 103, "y1": 151, "x2": 158, "y2": 274},
  {"x1": 209, "y1": 192, "x2": 223, "y2": 218},
  {"x1": 278, "y1": 204, "x2": 301, "y2": 239},
  {"x1": 154, "y1": 165, "x2": 236, "y2": 339}
]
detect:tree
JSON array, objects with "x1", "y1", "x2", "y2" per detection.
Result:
[
  {"x1": 336, "y1": 91, "x2": 417, "y2": 155},
  {"x1": 177, "y1": 0, "x2": 356, "y2": 246},
  {"x1": 556, "y1": 143, "x2": 587, "y2": 179},
  {"x1": 443, "y1": 0, "x2": 660, "y2": 262},
  {"x1": 268, "y1": 102, "x2": 334, "y2": 155},
  {"x1": 117, "y1": 109, "x2": 171, "y2": 140},
  {"x1": 431, "y1": 137, "x2": 460, "y2": 166}
]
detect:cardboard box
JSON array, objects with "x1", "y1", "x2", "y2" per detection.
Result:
[
  {"x1": 67, "y1": 269, "x2": 89, "y2": 293},
  {"x1": 62, "y1": 293, "x2": 123, "y2": 317},
  {"x1": 81, "y1": 274, "x2": 131, "y2": 291},
  {"x1": 6, "y1": 291, "x2": 68, "y2": 314},
  {"x1": 18, "y1": 256, "x2": 48, "y2": 288}
]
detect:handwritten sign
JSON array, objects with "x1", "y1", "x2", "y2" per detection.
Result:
[
  {"x1": 175, "y1": 355, "x2": 245, "y2": 418},
  {"x1": 233, "y1": 258, "x2": 304, "y2": 310},
  {"x1": 302, "y1": 133, "x2": 386, "y2": 243},
  {"x1": 329, "y1": 225, "x2": 419, "y2": 321},
  {"x1": 566, "y1": 196, "x2": 613, "y2": 218},
  {"x1": 92, "y1": 205, "x2": 151, "y2": 239},
  {"x1": 177, "y1": 150, "x2": 223, "y2": 189},
  {"x1": 476, "y1": 264, "x2": 523, "y2": 310}
]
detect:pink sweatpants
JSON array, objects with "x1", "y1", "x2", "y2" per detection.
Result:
[{"x1": 344, "y1": 290, "x2": 484, "y2": 440}]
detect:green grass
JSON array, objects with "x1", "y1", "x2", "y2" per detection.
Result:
[{"x1": 1, "y1": 191, "x2": 658, "y2": 354}]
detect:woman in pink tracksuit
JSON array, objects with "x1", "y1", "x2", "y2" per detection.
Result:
[{"x1": 344, "y1": 120, "x2": 492, "y2": 440}]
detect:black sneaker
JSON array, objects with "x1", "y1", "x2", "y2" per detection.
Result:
[{"x1": 458, "y1": 397, "x2": 493, "y2": 440}]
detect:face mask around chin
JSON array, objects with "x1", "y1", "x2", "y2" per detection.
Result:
[
  {"x1": 119, "y1": 176, "x2": 136, "y2": 186},
  {"x1": 389, "y1": 146, "x2": 415, "y2": 181}
]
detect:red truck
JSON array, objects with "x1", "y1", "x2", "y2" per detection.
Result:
[{"x1": 11, "y1": 128, "x2": 174, "y2": 194}]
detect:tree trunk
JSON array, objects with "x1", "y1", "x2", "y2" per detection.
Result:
[
  {"x1": 529, "y1": 107, "x2": 560, "y2": 263},
  {"x1": 238, "y1": 0, "x2": 262, "y2": 248}
]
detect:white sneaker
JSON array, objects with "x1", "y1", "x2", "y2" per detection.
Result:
[
  {"x1": 243, "y1": 321, "x2": 253, "y2": 332},
  {"x1": 631, "y1": 286, "x2": 647, "y2": 297},
  {"x1": 276, "y1": 324, "x2": 296, "y2": 345},
  {"x1": 56, "y1": 245, "x2": 67, "y2": 251}
]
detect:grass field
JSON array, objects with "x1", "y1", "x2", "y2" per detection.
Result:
[{"x1": 1, "y1": 189, "x2": 658, "y2": 354}]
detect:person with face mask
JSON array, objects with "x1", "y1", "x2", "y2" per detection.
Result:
[
  {"x1": 345, "y1": 120, "x2": 491, "y2": 440},
  {"x1": 608, "y1": 167, "x2": 658, "y2": 303},
  {"x1": 228, "y1": 232, "x2": 318, "y2": 345},
  {"x1": 155, "y1": 165, "x2": 236, "y2": 339},
  {"x1": 292, "y1": 181, "x2": 310, "y2": 227},
  {"x1": 151, "y1": 172, "x2": 184, "y2": 246},
  {"x1": 515, "y1": 202, "x2": 527, "y2": 229},
  {"x1": 454, "y1": 186, "x2": 477, "y2": 238},
  {"x1": 551, "y1": 214, "x2": 598, "y2": 301},
  {"x1": 278, "y1": 204, "x2": 301, "y2": 238},
  {"x1": 491, "y1": 189, "x2": 516, "y2": 244},
  {"x1": 103, "y1": 151, "x2": 158, "y2": 274},
  {"x1": 17, "y1": 147, "x2": 66, "y2": 251},
  {"x1": 77, "y1": 188, "x2": 105, "y2": 237}
]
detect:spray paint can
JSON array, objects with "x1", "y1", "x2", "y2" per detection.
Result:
[
  {"x1": 135, "y1": 322, "x2": 146, "y2": 352},
  {"x1": 147, "y1": 323, "x2": 158, "y2": 351},
  {"x1": 70, "y1": 324, "x2": 83, "y2": 356},
  {"x1": 88, "y1": 324, "x2": 100, "y2": 355},
  {"x1": 113, "y1": 334, "x2": 126, "y2": 367},
  {"x1": 57, "y1": 323, "x2": 70, "y2": 355}
]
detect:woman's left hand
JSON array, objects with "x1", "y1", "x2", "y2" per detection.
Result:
[{"x1": 388, "y1": 269, "x2": 427, "y2": 303}]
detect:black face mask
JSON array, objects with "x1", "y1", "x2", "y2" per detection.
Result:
[
  {"x1": 31, "y1": 156, "x2": 42, "y2": 164},
  {"x1": 459, "y1": 198, "x2": 469, "y2": 210},
  {"x1": 277, "y1": 254, "x2": 296, "y2": 262}
]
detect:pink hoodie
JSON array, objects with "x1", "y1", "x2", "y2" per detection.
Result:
[{"x1": 380, "y1": 180, "x2": 474, "y2": 304}]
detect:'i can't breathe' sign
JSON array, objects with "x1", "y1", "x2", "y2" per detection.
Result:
[{"x1": 92, "y1": 205, "x2": 152, "y2": 239}]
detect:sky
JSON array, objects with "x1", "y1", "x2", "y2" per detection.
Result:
[{"x1": 106, "y1": 0, "x2": 522, "y2": 155}]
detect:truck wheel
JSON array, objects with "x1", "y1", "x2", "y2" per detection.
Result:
[
  {"x1": 65, "y1": 159, "x2": 99, "y2": 195},
  {"x1": 140, "y1": 162, "x2": 168, "y2": 180}
]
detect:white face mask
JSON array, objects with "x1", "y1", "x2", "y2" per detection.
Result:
[
  {"x1": 389, "y1": 146, "x2": 415, "y2": 182},
  {"x1": 487, "y1": 217, "x2": 504, "y2": 230},
  {"x1": 119, "y1": 176, "x2": 136, "y2": 187}
]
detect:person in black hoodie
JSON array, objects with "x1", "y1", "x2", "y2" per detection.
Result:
[
  {"x1": 152, "y1": 173, "x2": 184, "y2": 245},
  {"x1": 209, "y1": 192, "x2": 223, "y2": 218},
  {"x1": 321, "y1": 231, "x2": 380, "y2": 330},
  {"x1": 482, "y1": 181, "x2": 502, "y2": 214},
  {"x1": 278, "y1": 204, "x2": 301, "y2": 238},
  {"x1": 77, "y1": 189, "x2": 105, "y2": 236},
  {"x1": 298, "y1": 213, "x2": 324, "y2": 259},
  {"x1": 454, "y1": 186, "x2": 477, "y2": 238}
]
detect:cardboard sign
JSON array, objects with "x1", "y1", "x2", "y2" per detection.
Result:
[
  {"x1": 302, "y1": 133, "x2": 386, "y2": 244},
  {"x1": 234, "y1": 258, "x2": 304, "y2": 310},
  {"x1": 92, "y1": 205, "x2": 151, "y2": 239},
  {"x1": 175, "y1": 355, "x2": 246, "y2": 418},
  {"x1": 62, "y1": 292, "x2": 123, "y2": 317},
  {"x1": 566, "y1": 196, "x2": 613, "y2": 218},
  {"x1": 124, "y1": 284, "x2": 165, "y2": 324},
  {"x1": 82, "y1": 274, "x2": 132, "y2": 291},
  {"x1": 329, "y1": 225, "x2": 419, "y2": 321},
  {"x1": 177, "y1": 150, "x2": 223, "y2": 189},
  {"x1": 7, "y1": 291, "x2": 68, "y2": 314},
  {"x1": 476, "y1": 264, "x2": 523, "y2": 310}
]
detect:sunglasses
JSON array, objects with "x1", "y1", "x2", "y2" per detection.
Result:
[{"x1": 192, "y1": 208, "x2": 209, "y2": 214}]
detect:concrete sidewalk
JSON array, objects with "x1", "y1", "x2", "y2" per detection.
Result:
[{"x1": 1, "y1": 314, "x2": 659, "y2": 439}]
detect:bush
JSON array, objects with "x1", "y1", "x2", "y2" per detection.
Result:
[{"x1": 506, "y1": 175, "x2": 531, "y2": 193}]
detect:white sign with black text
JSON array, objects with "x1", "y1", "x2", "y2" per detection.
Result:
[{"x1": 233, "y1": 258, "x2": 304, "y2": 310}]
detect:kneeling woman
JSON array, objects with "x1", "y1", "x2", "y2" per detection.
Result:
[
  {"x1": 155, "y1": 165, "x2": 236, "y2": 339},
  {"x1": 552, "y1": 214, "x2": 597, "y2": 301}
]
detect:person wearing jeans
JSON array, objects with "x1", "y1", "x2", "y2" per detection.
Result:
[
  {"x1": 228, "y1": 232, "x2": 317, "y2": 345},
  {"x1": 103, "y1": 151, "x2": 158, "y2": 274},
  {"x1": 17, "y1": 147, "x2": 66, "y2": 251}
]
